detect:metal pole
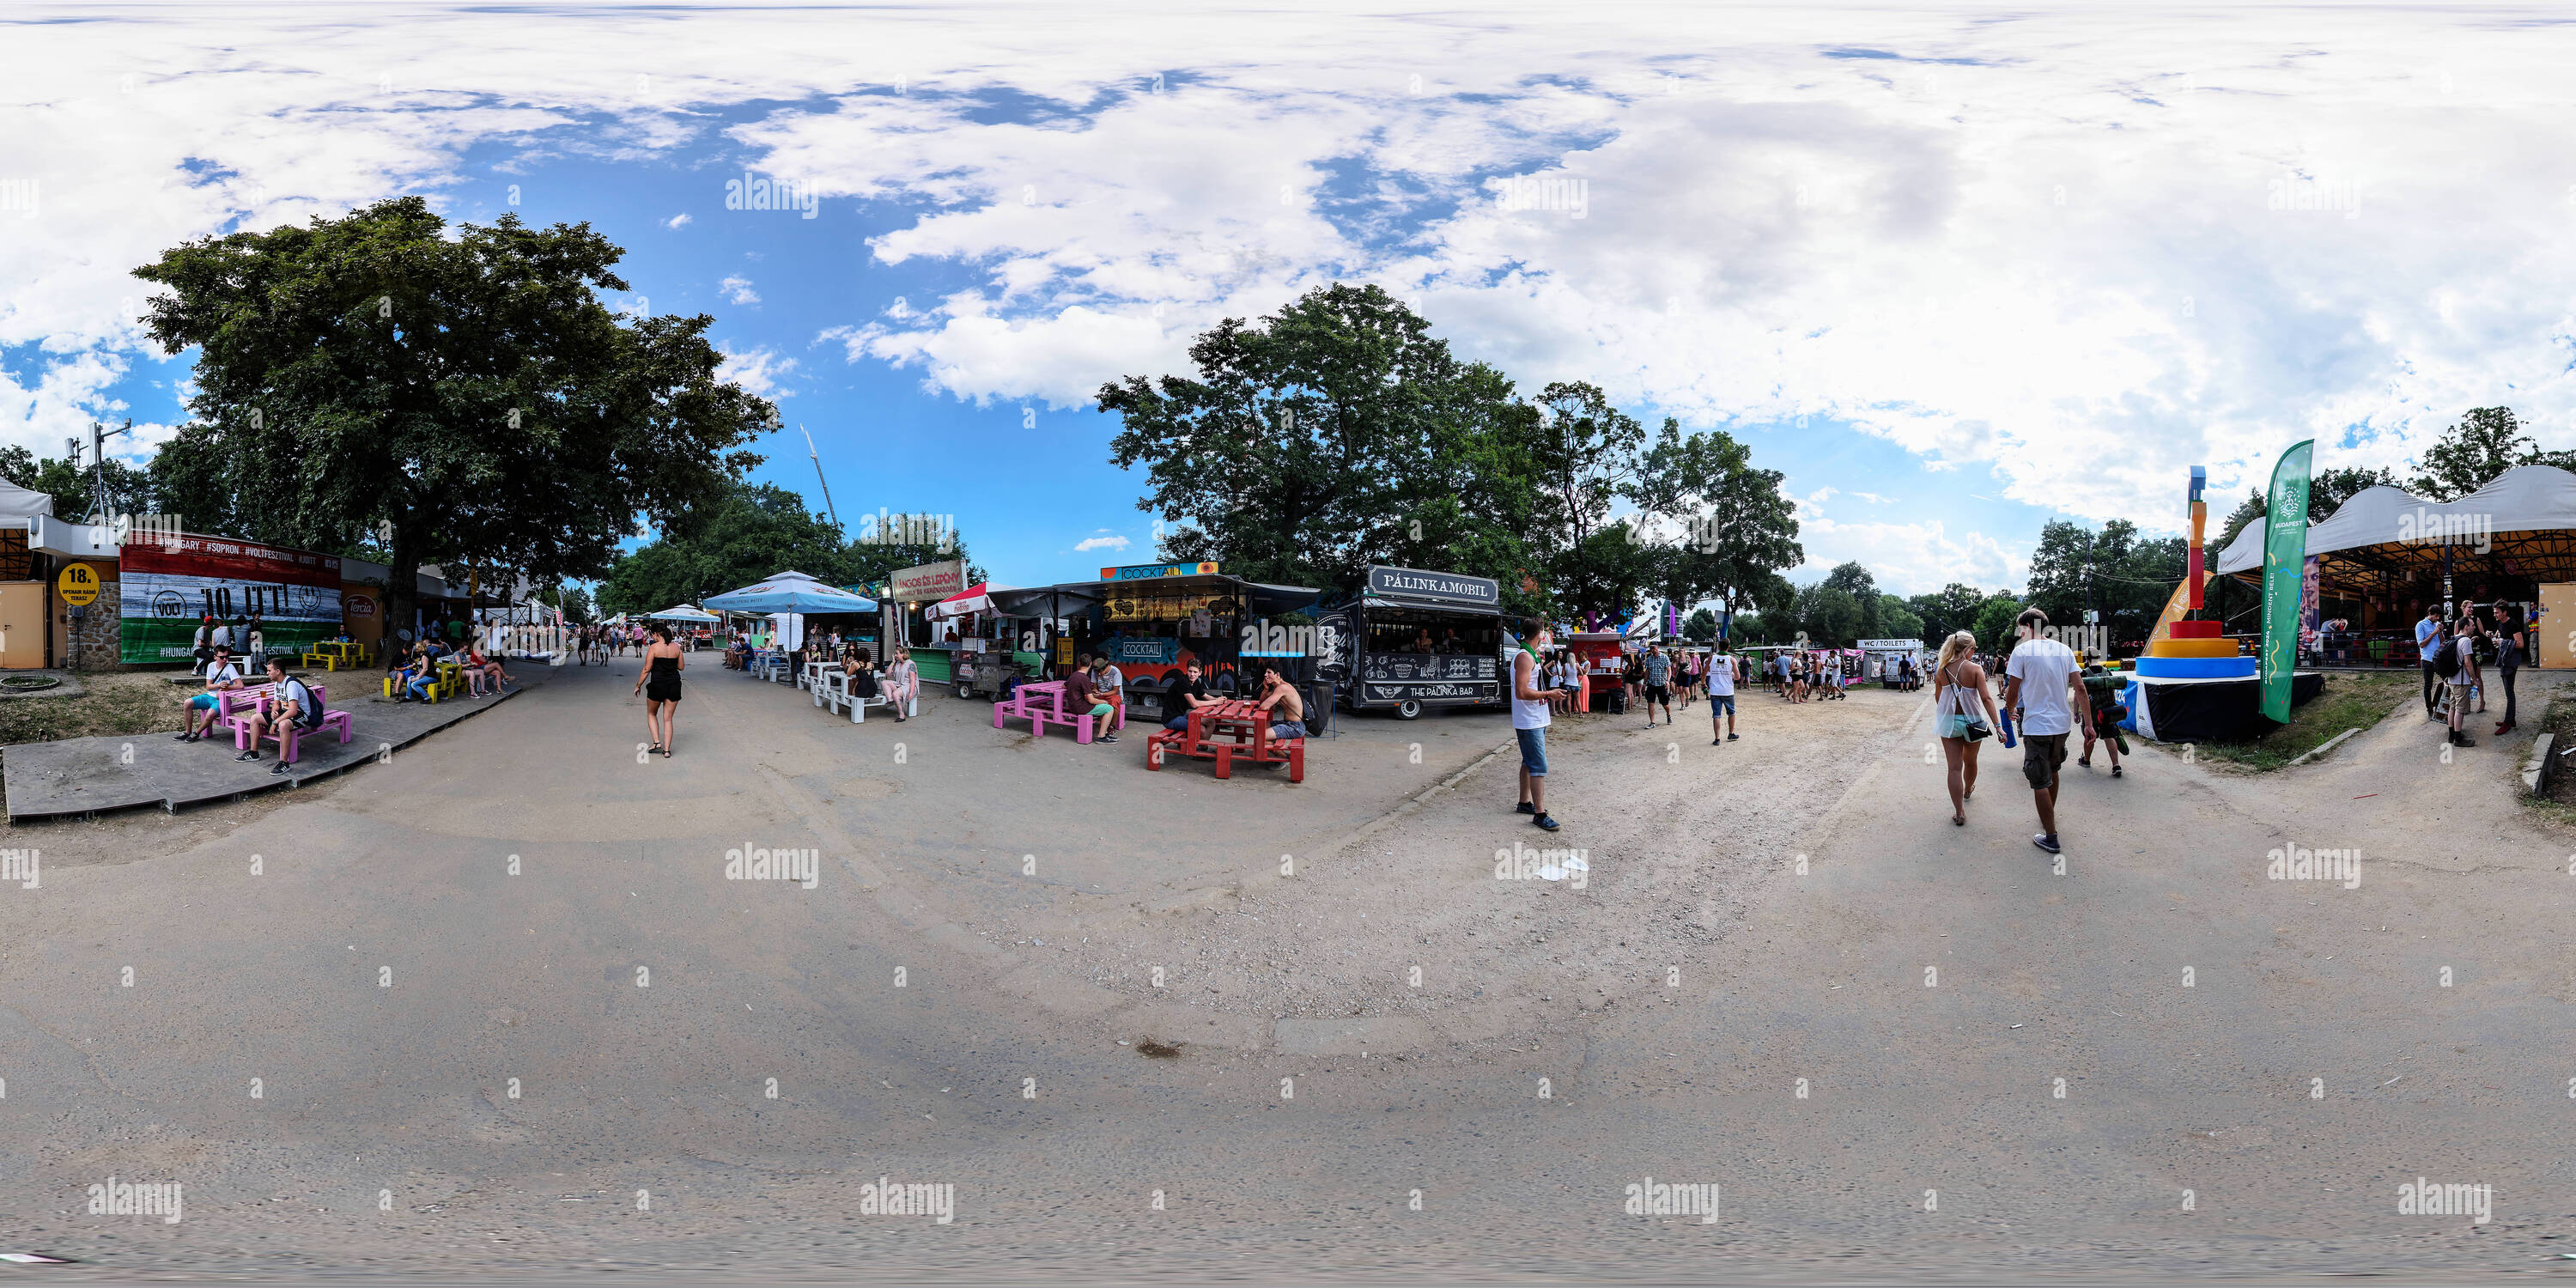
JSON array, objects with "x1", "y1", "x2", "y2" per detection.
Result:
[{"x1": 801, "y1": 425, "x2": 839, "y2": 528}]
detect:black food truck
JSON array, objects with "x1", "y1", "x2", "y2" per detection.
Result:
[{"x1": 1318, "y1": 566, "x2": 1508, "y2": 720}]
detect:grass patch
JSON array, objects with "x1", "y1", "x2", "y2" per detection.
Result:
[
  {"x1": 2522, "y1": 690, "x2": 2576, "y2": 828},
  {"x1": 2184, "y1": 671, "x2": 2413, "y2": 771},
  {"x1": 0, "y1": 671, "x2": 195, "y2": 746}
]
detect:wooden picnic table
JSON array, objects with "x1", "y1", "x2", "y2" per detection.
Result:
[
  {"x1": 993, "y1": 678, "x2": 1117, "y2": 742},
  {"x1": 1145, "y1": 697, "x2": 1303, "y2": 782}
]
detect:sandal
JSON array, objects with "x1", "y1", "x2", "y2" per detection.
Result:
[
  {"x1": 661, "y1": 746, "x2": 673, "y2": 759},
  {"x1": 1952, "y1": 814, "x2": 1965, "y2": 826}
]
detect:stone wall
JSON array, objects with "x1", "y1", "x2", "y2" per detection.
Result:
[{"x1": 64, "y1": 579, "x2": 125, "y2": 671}]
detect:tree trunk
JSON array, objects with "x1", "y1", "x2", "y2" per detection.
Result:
[{"x1": 386, "y1": 530, "x2": 421, "y2": 662}]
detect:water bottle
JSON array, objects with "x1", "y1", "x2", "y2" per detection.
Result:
[{"x1": 1999, "y1": 709, "x2": 2018, "y2": 749}]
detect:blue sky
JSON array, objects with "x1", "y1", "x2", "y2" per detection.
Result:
[{"x1": 7, "y1": 3, "x2": 2573, "y2": 600}]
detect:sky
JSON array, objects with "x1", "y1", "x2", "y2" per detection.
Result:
[{"x1": 4, "y1": 2, "x2": 2573, "y2": 600}]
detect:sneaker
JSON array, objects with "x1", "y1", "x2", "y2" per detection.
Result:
[
  {"x1": 174, "y1": 732, "x2": 197, "y2": 742},
  {"x1": 1101, "y1": 734, "x2": 1118, "y2": 744},
  {"x1": 235, "y1": 750, "x2": 259, "y2": 762},
  {"x1": 2032, "y1": 833, "x2": 2061, "y2": 854},
  {"x1": 1727, "y1": 732, "x2": 1739, "y2": 741},
  {"x1": 2111, "y1": 765, "x2": 2123, "y2": 777},
  {"x1": 270, "y1": 762, "x2": 292, "y2": 775},
  {"x1": 2455, "y1": 733, "x2": 2476, "y2": 747},
  {"x1": 1711, "y1": 737, "x2": 1722, "y2": 745},
  {"x1": 1533, "y1": 813, "x2": 1560, "y2": 832},
  {"x1": 1515, "y1": 801, "x2": 1537, "y2": 814}
]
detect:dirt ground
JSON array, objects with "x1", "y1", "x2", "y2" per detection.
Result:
[{"x1": 1012, "y1": 683, "x2": 1923, "y2": 1046}]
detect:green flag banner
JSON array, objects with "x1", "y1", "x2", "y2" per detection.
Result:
[{"x1": 2259, "y1": 440, "x2": 2315, "y2": 722}]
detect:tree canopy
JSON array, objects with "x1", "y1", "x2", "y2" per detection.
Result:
[
  {"x1": 596, "y1": 483, "x2": 981, "y2": 617},
  {"x1": 2407, "y1": 407, "x2": 2571, "y2": 501},
  {"x1": 1101, "y1": 283, "x2": 1802, "y2": 629},
  {"x1": 132, "y1": 196, "x2": 771, "y2": 630}
]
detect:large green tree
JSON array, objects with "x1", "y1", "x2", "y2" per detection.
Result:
[
  {"x1": 133, "y1": 196, "x2": 770, "y2": 634},
  {"x1": 1103, "y1": 283, "x2": 1539, "y2": 605},
  {"x1": 1905, "y1": 582, "x2": 1988, "y2": 648},
  {"x1": 2408, "y1": 407, "x2": 2566, "y2": 501}
]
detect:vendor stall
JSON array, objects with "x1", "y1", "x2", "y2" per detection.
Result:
[
  {"x1": 1565, "y1": 631, "x2": 1629, "y2": 714},
  {"x1": 1317, "y1": 565, "x2": 1507, "y2": 720},
  {"x1": 990, "y1": 563, "x2": 1321, "y2": 724}
]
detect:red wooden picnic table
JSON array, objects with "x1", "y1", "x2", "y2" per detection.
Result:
[{"x1": 1145, "y1": 697, "x2": 1303, "y2": 782}]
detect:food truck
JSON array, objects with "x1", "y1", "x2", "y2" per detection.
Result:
[
  {"x1": 1316, "y1": 565, "x2": 1507, "y2": 720},
  {"x1": 988, "y1": 563, "x2": 1323, "y2": 724}
]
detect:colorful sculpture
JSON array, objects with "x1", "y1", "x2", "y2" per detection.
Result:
[{"x1": 2139, "y1": 464, "x2": 2257, "y2": 679}]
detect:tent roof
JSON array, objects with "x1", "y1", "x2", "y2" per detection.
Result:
[
  {"x1": 703, "y1": 572, "x2": 878, "y2": 614},
  {"x1": 2215, "y1": 465, "x2": 2576, "y2": 575},
  {"x1": 0, "y1": 477, "x2": 56, "y2": 525}
]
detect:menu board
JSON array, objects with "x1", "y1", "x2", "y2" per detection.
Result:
[{"x1": 1357, "y1": 652, "x2": 1498, "y2": 704}]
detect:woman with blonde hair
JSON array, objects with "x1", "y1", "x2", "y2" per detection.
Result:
[
  {"x1": 1933, "y1": 629, "x2": 2002, "y2": 827},
  {"x1": 884, "y1": 645, "x2": 920, "y2": 722}
]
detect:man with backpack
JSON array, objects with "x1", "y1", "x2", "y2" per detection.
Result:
[
  {"x1": 234, "y1": 657, "x2": 325, "y2": 775},
  {"x1": 2433, "y1": 620, "x2": 2475, "y2": 747}
]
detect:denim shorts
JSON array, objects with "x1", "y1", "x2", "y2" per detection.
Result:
[
  {"x1": 1516, "y1": 726, "x2": 1548, "y2": 776},
  {"x1": 1708, "y1": 694, "x2": 1735, "y2": 715}
]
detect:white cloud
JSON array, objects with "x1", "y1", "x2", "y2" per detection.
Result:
[
  {"x1": 720, "y1": 274, "x2": 759, "y2": 306},
  {"x1": 1794, "y1": 517, "x2": 2024, "y2": 598},
  {"x1": 665, "y1": 213, "x2": 692, "y2": 229},
  {"x1": 6, "y1": 3, "x2": 2573, "y2": 528},
  {"x1": 1073, "y1": 533, "x2": 1129, "y2": 552},
  {"x1": 714, "y1": 343, "x2": 795, "y2": 398}
]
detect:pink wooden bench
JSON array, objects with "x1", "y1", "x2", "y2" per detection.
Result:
[
  {"x1": 993, "y1": 679, "x2": 1120, "y2": 743},
  {"x1": 217, "y1": 682, "x2": 352, "y2": 764}
]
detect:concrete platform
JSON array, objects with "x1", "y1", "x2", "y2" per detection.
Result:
[{"x1": 0, "y1": 664, "x2": 556, "y2": 820}]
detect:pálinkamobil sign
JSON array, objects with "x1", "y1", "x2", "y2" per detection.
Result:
[
  {"x1": 1367, "y1": 566, "x2": 1500, "y2": 609},
  {"x1": 119, "y1": 534, "x2": 343, "y2": 665}
]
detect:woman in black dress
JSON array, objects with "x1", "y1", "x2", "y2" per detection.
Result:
[{"x1": 633, "y1": 623, "x2": 685, "y2": 757}]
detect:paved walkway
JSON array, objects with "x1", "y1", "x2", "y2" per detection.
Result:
[
  {"x1": 1, "y1": 665, "x2": 555, "y2": 819},
  {"x1": 2, "y1": 666, "x2": 2565, "y2": 1277}
]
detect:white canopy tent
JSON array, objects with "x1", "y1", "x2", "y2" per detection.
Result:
[{"x1": 2216, "y1": 465, "x2": 2576, "y2": 574}]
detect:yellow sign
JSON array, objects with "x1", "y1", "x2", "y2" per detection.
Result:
[{"x1": 57, "y1": 562, "x2": 101, "y2": 607}]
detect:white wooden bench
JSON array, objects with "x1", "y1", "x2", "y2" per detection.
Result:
[{"x1": 813, "y1": 669, "x2": 918, "y2": 723}]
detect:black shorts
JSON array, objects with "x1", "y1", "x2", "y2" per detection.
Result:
[{"x1": 1646, "y1": 684, "x2": 1670, "y2": 704}]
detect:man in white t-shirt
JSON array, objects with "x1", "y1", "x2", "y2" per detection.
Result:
[
  {"x1": 2002, "y1": 608, "x2": 2090, "y2": 857},
  {"x1": 1511, "y1": 619, "x2": 1561, "y2": 831},
  {"x1": 177, "y1": 646, "x2": 246, "y2": 742},
  {"x1": 1704, "y1": 650, "x2": 1737, "y2": 744}
]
